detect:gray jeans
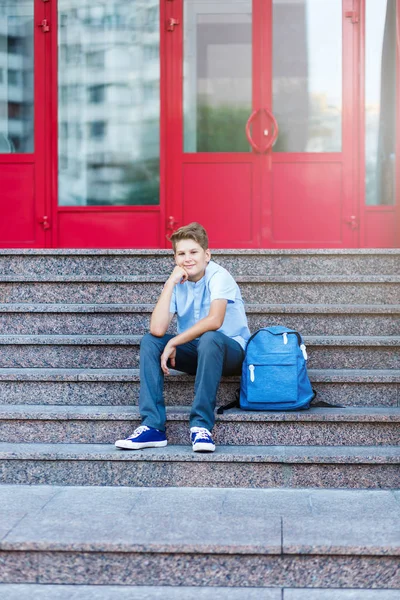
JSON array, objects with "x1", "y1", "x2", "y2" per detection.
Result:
[{"x1": 139, "y1": 331, "x2": 244, "y2": 432}]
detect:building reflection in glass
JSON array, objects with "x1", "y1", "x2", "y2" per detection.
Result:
[
  {"x1": 58, "y1": 1, "x2": 160, "y2": 206},
  {"x1": 365, "y1": 0, "x2": 396, "y2": 206},
  {"x1": 0, "y1": 1, "x2": 34, "y2": 153}
]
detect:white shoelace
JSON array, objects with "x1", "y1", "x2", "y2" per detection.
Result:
[
  {"x1": 191, "y1": 427, "x2": 211, "y2": 441},
  {"x1": 129, "y1": 425, "x2": 150, "y2": 439}
]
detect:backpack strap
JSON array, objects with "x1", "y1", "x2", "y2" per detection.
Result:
[
  {"x1": 311, "y1": 400, "x2": 346, "y2": 408},
  {"x1": 216, "y1": 388, "x2": 240, "y2": 414},
  {"x1": 311, "y1": 389, "x2": 345, "y2": 408},
  {"x1": 217, "y1": 388, "x2": 345, "y2": 413}
]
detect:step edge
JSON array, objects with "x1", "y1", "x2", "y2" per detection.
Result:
[
  {"x1": 0, "y1": 368, "x2": 398, "y2": 382},
  {"x1": 0, "y1": 405, "x2": 399, "y2": 422},
  {"x1": 1, "y1": 275, "x2": 400, "y2": 283},
  {"x1": 0, "y1": 443, "x2": 398, "y2": 463},
  {"x1": 1, "y1": 302, "x2": 399, "y2": 314},
  {"x1": 0, "y1": 334, "x2": 398, "y2": 345},
  {"x1": 1, "y1": 248, "x2": 400, "y2": 256}
]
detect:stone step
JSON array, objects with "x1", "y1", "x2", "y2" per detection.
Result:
[
  {"x1": 0, "y1": 368, "x2": 398, "y2": 407},
  {"x1": 0, "y1": 275, "x2": 398, "y2": 304},
  {"x1": 0, "y1": 405, "x2": 398, "y2": 446},
  {"x1": 0, "y1": 585, "x2": 282, "y2": 600},
  {"x1": 0, "y1": 334, "x2": 398, "y2": 369},
  {"x1": 0, "y1": 587, "x2": 398, "y2": 600},
  {"x1": 1, "y1": 302, "x2": 399, "y2": 336},
  {"x1": 1, "y1": 248, "x2": 399, "y2": 276},
  {"x1": 0, "y1": 486, "x2": 399, "y2": 588},
  {"x1": 0, "y1": 442, "x2": 398, "y2": 489}
]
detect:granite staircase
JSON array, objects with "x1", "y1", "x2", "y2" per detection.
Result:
[{"x1": 0, "y1": 249, "x2": 399, "y2": 596}]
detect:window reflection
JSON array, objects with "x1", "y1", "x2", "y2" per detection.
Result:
[
  {"x1": 0, "y1": 1, "x2": 34, "y2": 153},
  {"x1": 365, "y1": 0, "x2": 396, "y2": 205},
  {"x1": 184, "y1": 1, "x2": 252, "y2": 153},
  {"x1": 58, "y1": 1, "x2": 160, "y2": 206},
  {"x1": 273, "y1": 0, "x2": 342, "y2": 153}
]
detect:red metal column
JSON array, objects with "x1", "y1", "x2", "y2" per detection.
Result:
[
  {"x1": 343, "y1": 0, "x2": 359, "y2": 248},
  {"x1": 164, "y1": 0, "x2": 183, "y2": 246},
  {"x1": 49, "y1": 0, "x2": 58, "y2": 247},
  {"x1": 259, "y1": 0, "x2": 273, "y2": 247},
  {"x1": 396, "y1": 0, "x2": 400, "y2": 245}
]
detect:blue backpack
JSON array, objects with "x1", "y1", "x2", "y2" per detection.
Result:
[{"x1": 218, "y1": 326, "x2": 316, "y2": 413}]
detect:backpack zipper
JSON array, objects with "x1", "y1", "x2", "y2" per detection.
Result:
[
  {"x1": 244, "y1": 329, "x2": 304, "y2": 359},
  {"x1": 249, "y1": 364, "x2": 255, "y2": 382}
]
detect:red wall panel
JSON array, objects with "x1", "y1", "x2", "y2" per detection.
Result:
[
  {"x1": 271, "y1": 162, "x2": 344, "y2": 245},
  {"x1": 57, "y1": 211, "x2": 160, "y2": 248},
  {"x1": 364, "y1": 209, "x2": 397, "y2": 248},
  {"x1": 182, "y1": 162, "x2": 257, "y2": 248},
  {"x1": 0, "y1": 164, "x2": 38, "y2": 246}
]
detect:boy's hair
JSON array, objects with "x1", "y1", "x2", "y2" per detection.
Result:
[{"x1": 170, "y1": 222, "x2": 209, "y2": 253}]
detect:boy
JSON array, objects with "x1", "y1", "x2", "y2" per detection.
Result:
[{"x1": 115, "y1": 222, "x2": 250, "y2": 452}]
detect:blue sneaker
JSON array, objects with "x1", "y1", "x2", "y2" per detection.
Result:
[
  {"x1": 115, "y1": 425, "x2": 167, "y2": 450},
  {"x1": 190, "y1": 427, "x2": 216, "y2": 452}
]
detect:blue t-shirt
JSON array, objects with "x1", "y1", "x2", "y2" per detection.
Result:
[{"x1": 169, "y1": 261, "x2": 250, "y2": 349}]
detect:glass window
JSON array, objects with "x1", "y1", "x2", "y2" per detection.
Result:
[
  {"x1": 365, "y1": 0, "x2": 397, "y2": 205},
  {"x1": 58, "y1": 0, "x2": 160, "y2": 206},
  {"x1": 8, "y1": 69, "x2": 19, "y2": 86},
  {"x1": 0, "y1": 1, "x2": 34, "y2": 153},
  {"x1": 272, "y1": 0, "x2": 342, "y2": 152},
  {"x1": 88, "y1": 85, "x2": 106, "y2": 104},
  {"x1": 89, "y1": 121, "x2": 106, "y2": 139},
  {"x1": 183, "y1": 0, "x2": 252, "y2": 153}
]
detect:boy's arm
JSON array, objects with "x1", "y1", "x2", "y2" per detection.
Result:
[
  {"x1": 160, "y1": 298, "x2": 227, "y2": 374},
  {"x1": 149, "y1": 266, "x2": 187, "y2": 337}
]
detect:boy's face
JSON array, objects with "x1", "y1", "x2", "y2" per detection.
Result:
[{"x1": 174, "y1": 239, "x2": 210, "y2": 282}]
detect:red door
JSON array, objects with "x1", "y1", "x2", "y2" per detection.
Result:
[
  {"x1": 165, "y1": 0, "x2": 399, "y2": 249},
  {"x1": 259, "y1": 0, "x2": 356, "y2": 248},
  {"x1": 0, "y1": 0, "x2": 47, "y2": 248},
  {"x1": 49, "y1": 0, "x2": 166, "y2": 248}
]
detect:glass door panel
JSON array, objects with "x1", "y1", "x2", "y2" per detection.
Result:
[
  {"x1": 365, "y1": 0, "x2": 397, "y2": 206},
  {"x1": 57, "y1": 0, "x2": 160, "y2": 206},
  {"x1": 266, "y1": 0, "x2": 353, "y2": 247},
  {"x1": 272, "y1": 0, "x2": 342, "y2": 153},
  {"x1": 183, "y1": 0, "x2": 252, "y2": 153},
  {"x1": 0, "y1": 1, "x2": 34, "y2": 153}
]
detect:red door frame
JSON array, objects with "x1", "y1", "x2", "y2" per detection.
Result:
[
  {"x1": 358, "y1": 0, "x2": 400, "y2": 247},
  {"x1": 39, "y1": 0, "x2": 399, "y2": 248},
  {"x1": 165, "y1": 0, "x2": 358, "y2": 248},
  {"x1": 48, "y1": 0, "x2": 168, "y2": 248},
  {"x1": 165, "y1": 0, "x2": 264, "y2": 248},
  {"x1": 0, "y1": 0, "x2": 47, "y2": 248}
]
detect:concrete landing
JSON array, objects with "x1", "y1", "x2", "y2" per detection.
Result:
[
  {"x1": 0, "y1": 487, "x2": 399, "y2": 588},
  {"x1": 1, "y1": 486, "x2": 399, "y2": 555},
  {"x1": 0, "y1": 585, "x2": 399, "y2": 600}
]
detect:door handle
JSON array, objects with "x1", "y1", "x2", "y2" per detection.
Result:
[
  {"x1": 38, "y1": 216, "x2": 51, "y2": 230},
  {"x1": 345, "y1": 215, "x2": 359, "y2": 230},
  {"x1": 166, "y1": 215, "x2": 178, "y2": 234},
  {"x1": 245, "y1": 108, "x2": 279, "y2": 153},
  {"x1": 245, "y1": 110, "x2": 264, "y2": 153}
]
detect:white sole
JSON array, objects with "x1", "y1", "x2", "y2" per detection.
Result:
[
  {"x1": 115, "y1": 440, "x2": 167, "y2": 450},
  {"x1": 192, "y1": 442, "x2": 216, "y2": 452}
]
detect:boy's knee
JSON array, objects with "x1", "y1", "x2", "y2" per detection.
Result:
[
  {"x1": 198, "y1": 331, "x2": 225, "y2": 352},
  {"x1": 140, "y1": 332, "x2": 166, "y2": 353}
]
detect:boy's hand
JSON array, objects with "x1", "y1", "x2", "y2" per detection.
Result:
[
  {"x1": 160, "y1": 340, "x2": 177, "y2": 375},
  {"x1": 168, "y1": 266, "x2": 188, "y2": 285}
]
